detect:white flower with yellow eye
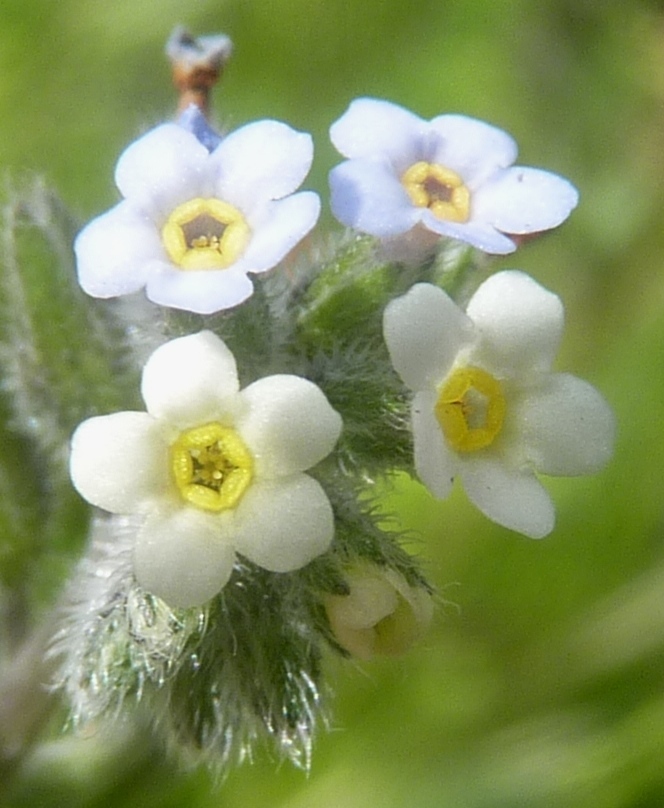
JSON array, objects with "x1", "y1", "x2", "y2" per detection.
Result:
[
  {"x1": 324, "y1": 565, "x2": 433, "y2": 660},
  {"x1": 69, "y1": 331, "x2": 342, "y2": 608},
  {"x1": 383, "y1": 272, "x2": 615, "y2": 537},
  {"x1": 329, "y1": 98, "x2": 578, "y2": 255},
  {"x1": 75, "y1": 120, "x2": 320, "y2": 314}
]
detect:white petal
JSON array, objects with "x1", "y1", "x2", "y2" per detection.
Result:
[
  {"x1": 69, "y1": 412, "x2": 170, "y2": 513},
  {"x1": 212, "y1": 120, "x2": 313, "y2": 210},
  {"x1": 133, "y1": 506, "x2": 235, "y2": 607},
  {"x1": 330, "y1": 98, "x2": 425, "y2": 167},
  {"x1": 239, "y1": 192, "x2": 320, "y2": 273},
  {"x1": 512, "y1": 373, "x2": 616, "y2": 475},
  {"x1": 231, "y1": 475, "x2": 334, "y2": 572},
  {"x1": 74, "y1": 202, "x2": 164, "y2": 298},
  {"x1": 145, "y1": 261, "x2": 255, "y2": 315},
  {"x1": 419, "y1": 212, "x2": 517, "y2": 254},
  {"x1": 471, "y1": 166, "x2": 579, "y2": 234},
  {"x1": 429, "y1": 115, "x2": 518, "y2": 187},
  {"x1": 236, "y1": 375, "x2": 342, "y2": 477},
  {"x1": 329, "y1": 158, "x2": 420, "y2": 236},
  {"x1": 140, "y1": 331, "x2": 240, "y2": 427},
  {"x1": 383, "y1": 283, "x2": 474, "y2": 390},
  {"x1": 460, "y1": 455, "x2": 555, "y2": 538},
  {"x1": 412, "y1": 391, "x2": 456, "y2": 499},
  {"x1": 466, "y1": 271, "x2": 564, "y2": 375},
  {"x1": 115, "y1": 124, "x2": 211, "y2": 218}
]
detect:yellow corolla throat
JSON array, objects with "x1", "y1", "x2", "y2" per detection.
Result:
[
  {"x1": 171, "y1": 422, "x2": 253, "y2": 512},
  {"x1": 161, "y1": 197, "x2": 251, "y2": 271},
  {"x1": 434, "y1": 366, "x2": 506, "y2": 453},
  {"x1": 401, "y1": 161, "x2": 470, "y2": 223}
]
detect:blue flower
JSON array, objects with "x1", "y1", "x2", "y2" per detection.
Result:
[
  {"x1": 75, "y1": 120, "x2": 320, "y2": 314},
  {"x1": 330, "y1": 98, "x2": 578, "y2": 256}
]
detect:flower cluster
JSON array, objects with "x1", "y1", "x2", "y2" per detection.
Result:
[{"x1": 50, "y1": 40, "x2": 615, "y2": 772}]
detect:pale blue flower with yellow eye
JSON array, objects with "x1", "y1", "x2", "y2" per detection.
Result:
[
  {"x1": 69, "y1": 331, "x2": 342, "y2": 608},
  {"x1": 383, "y1": 272, "x2": 615, "y2": 538},
  {"x1": 75, "y1": 120, "x2": 320, "y2": 314},
  {"x1": 329, "y1": 98, "x2": 578, "y2": 256}
]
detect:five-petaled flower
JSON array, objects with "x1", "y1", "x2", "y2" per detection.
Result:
[
  {"x1": 75, "y1": 120, "x2": 320, "y2": 314},
  {"x1": 69, "y1": 331, "x2": 342, "y2": 607},
  {"x1": 329, "y1": 98, "x2": 578, "y2": 256},
  {"x1": 383, "y1": 272, "x2": 615, "y2": 538}
]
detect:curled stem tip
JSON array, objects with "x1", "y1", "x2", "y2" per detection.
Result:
[{"x1": 166, "y1": 26, "x2": 233, "y2": 115}]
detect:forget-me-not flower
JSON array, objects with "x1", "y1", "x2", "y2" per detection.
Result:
[
  {"x1": 383, "y1": 272, "x2": 615, "y2": 537},
  {"x1": 69, "y1": 331, "x2": 342, "y2": 607},
  {"x1": 75, "y1": 120, "x2": 320, "y2": 314},
  {"x1": 330, "y1": 98, "x2": 578, "y2": 256}
]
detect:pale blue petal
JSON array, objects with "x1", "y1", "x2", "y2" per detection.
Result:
[
  {"x1": 74, "y1": 202, "x2": 163, "y2": 298},
  {"x1": 471, "y1": 166, "x2": 579, "y2": 233},
  {"x1": 145, "y1": 262, "x2": 255, "y2": 315},
  {"x1": 239, "y1": 192, "x2": 320, "y2": 274},
  {"x1": 428, "y1": 115, "x2": 518, "y2": 187},
  {"x1": 329, "y1": 158, "x2": 419, "y2": 236},
  {"x1": 211, "y1": 120, "x2": 314, "y2": 210},
  {"x1": 115, "y1": 124, "x2": 210, "y2": 219},
  {"x1": 330, "y1": 97, "x2": 426, "y2": 168},
  {"x1": 420, "y1": 211, "x2": 517, "y2": 254}
]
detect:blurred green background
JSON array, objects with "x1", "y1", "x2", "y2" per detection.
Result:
[{"x1": 2, "y1": 0, "x2": 664, "y2": 805}]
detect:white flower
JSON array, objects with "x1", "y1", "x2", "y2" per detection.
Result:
[
  {"x1": 329, "y1": 98, "x2": 578, "y2": 255},
  {"x1": 324, "y1": 565, "x2": 433, "y2": 660},
  {"x1": 383, "y1": 272, "x2": 615, "y2": 538},
  {"x1": 69, "y1": 331, "x2": 342, "y2": 608},
  {"x1": 75, "y1": 120, "x2": 320, "y2": 314}
]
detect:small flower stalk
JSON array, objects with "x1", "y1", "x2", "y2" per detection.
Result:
[{"x1": 0, "y1": 27, "x2": 613, "y2": 777}]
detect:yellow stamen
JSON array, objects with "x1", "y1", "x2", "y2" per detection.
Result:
[
  {"x1": 401, "y1": 161, "x2": 470, "y2": 223},
  {"x1": 435, "y1": 366, "x2": 506, "y2": 452},
  {"x1": 162, "y1": 197, "x2": 251, "y2": 270},
  {"x1": 171, "y1": 422, "x2": 253, "y2": 511}
]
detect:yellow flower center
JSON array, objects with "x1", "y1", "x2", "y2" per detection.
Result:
[
  {"x1": 401, "y1": 161, "x2": 470, "y2": 223},
  {"x1": 161, "y1": 197, "x2": 251, "y2": 271},
  {"x1": 434, "y1": 366, "x2": 506, "y2": 452},
  {"x1": 171, "y1": 422, "x2": 253, "y2": 512}
]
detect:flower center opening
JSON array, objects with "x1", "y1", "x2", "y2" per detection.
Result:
[
  {"x1": 401, "y1": 161, "x2": 470, "y2": 223},
  {"x1": 162, "y1": 197, "x2": 251, "y2": 271},
  {"x1": 435, "y1": 366, "x2": 506, "y2": 452},
  {"x1": 171, "y1": 422, "x2": 253, "y2": 512}
]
